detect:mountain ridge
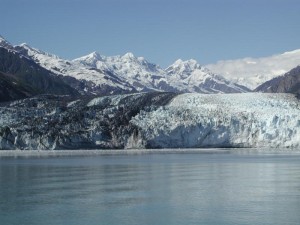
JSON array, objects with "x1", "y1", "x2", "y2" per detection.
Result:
[
  {"x1": 255, "y1": 66, "x2": 300, "y2": 97},
  {"x1": 0, "y1": 35, "x2": 249, "y2": 95}
]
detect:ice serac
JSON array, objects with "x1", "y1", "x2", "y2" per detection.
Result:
[
  {"x1": 0, "y1": 93, "x2": 299, "y2": 150},
  {"x1": 206, "y1": 49, "x2": 300, "y2": 90}
]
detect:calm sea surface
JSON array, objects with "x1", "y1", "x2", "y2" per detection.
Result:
[{"x1": 0, "y1": 149, "x2": 300, "y2": 225}]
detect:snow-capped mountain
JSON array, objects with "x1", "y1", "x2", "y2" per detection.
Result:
[
  {"x1": 74, "y1": 52, "x2": 249, "y2": 93},
  {"x1": 73, "y1": 52, "x2": 171, "y2": 92},
  {"x1": 206, "y1": 49, "x2": 300, "y2": 90},
  {"x1": 15, "y1": 44, "x2": 135, "y2": 94},
  {"x1": 13, "y1": 38, "x2": 246, "y2": 94},
  {"x1": 165, "y1": 59, "x2": 248, "y2": 93},
  {"x1": 0, "y1": 35, "x2": 277, "y2": 96}
]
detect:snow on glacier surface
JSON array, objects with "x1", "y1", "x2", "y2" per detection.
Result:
[
  {"x1": 131, "y1": 93, "x2": 300, "y2": 148},
  {"x1": 87, "y1": 92, "x2": 143, "y2": 107}
]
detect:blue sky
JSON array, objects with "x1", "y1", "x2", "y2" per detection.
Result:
[{"x1": 1, "y1": 0, "x2": 299, "y2": 67}]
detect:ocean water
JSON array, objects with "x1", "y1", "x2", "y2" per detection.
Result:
[{"x1": 0, "y1": 149, "x2": 300, "y2": 225}]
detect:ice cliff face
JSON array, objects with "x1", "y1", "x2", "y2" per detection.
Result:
[
  {"x1": 132, "y1": 93, "x2": 300, "y2": 148},
  {"x1": 0, "y1": 92, "x2": 299, "y2": 150}
]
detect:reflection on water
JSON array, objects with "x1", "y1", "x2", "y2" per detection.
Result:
[{"x1": 0, "y1": 151, "x2": 300, "y2": 225}]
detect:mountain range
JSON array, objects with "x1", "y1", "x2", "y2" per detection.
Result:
[
  {"x1": 0, "y1": 35, "x2": 299, "y2": 102},
  {"x1": 0, "y1": 35, "x2": 249, "y2": 100}
]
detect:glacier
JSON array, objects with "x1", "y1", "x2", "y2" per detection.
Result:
[
  {"x1": 131, "y1": 93, "x2": 300, "y2": 148},
  {"x1": 0, "y1": 92, "x2": 299, "y2": 150}
]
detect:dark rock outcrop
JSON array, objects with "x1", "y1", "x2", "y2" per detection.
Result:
[
  {"x1": 0, "y1": 71, "x2": 35, "y2": 101},
  {"x1": 255, "y1": 66, "x2": 300, "y2": 96},
  {"x1": 0, "y1": 47, "x2": 79, "y2": 101}
]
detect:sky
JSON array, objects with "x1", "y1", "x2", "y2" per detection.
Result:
[{"x1": 1, "y1": 0, "x2": 299, "y2": 67}]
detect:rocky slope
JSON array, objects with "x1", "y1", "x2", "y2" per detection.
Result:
[
  {"x1": 0, "y1": 71, "x2": 34, "y2": 102},
  {"x1": 0, "y1": 40, "x2": 79, "y2": 101},
  {"x1": 255, "y1": 66, "x2": 300, "y2": 97},
  {"x1": 1, "y1": 92, "x2": 299, "y2": 150}
]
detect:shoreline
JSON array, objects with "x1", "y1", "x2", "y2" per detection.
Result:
[{"x1": 1, "y1": 148, "x2": 300, "y2": 158}]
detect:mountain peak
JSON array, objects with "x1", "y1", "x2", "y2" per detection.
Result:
[
  {"x1": 73, "y1": 51, "x2": 103, "y2": 64},
  {"x1": 122, "y1": 52, "x2": 135, "y2": 59},
  {"x1": 173, "y1": 59, "x2": 183, "y2": 65},
  {"x1": 87, "y1": 51, "x2": 103, "y2": 60},
  {"x1": 82, "y1": 51, "x2": 103, "y2": 60},
  {"x1": 0, "y1": 35, "x2": 13, "y2": 49},
  {"x1": 19, "y1": 43, "x2": 32, "y2": 50},
  {"x1": 168, "y1": 58, "x2": 202, "y2": 71},
  {"x1": 72, "y1": 51, "x2": 105, "y2": 69}
]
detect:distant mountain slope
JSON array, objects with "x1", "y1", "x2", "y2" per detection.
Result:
[
  {"x1": 255, "y1": 66, "x2": 300, "y2": 96},
  {"x1": 0, "y1": 38, "x2": 79, "y2": 101},
  {"x1": 165, "y1": 59, "x2": 249, "y2": 93},
  {"x1": 0, "y1": 71, "x2": 34, "y2": 102},
  {"x1": 206, "y1": 50, "x2": 300, "y2": 89}
]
